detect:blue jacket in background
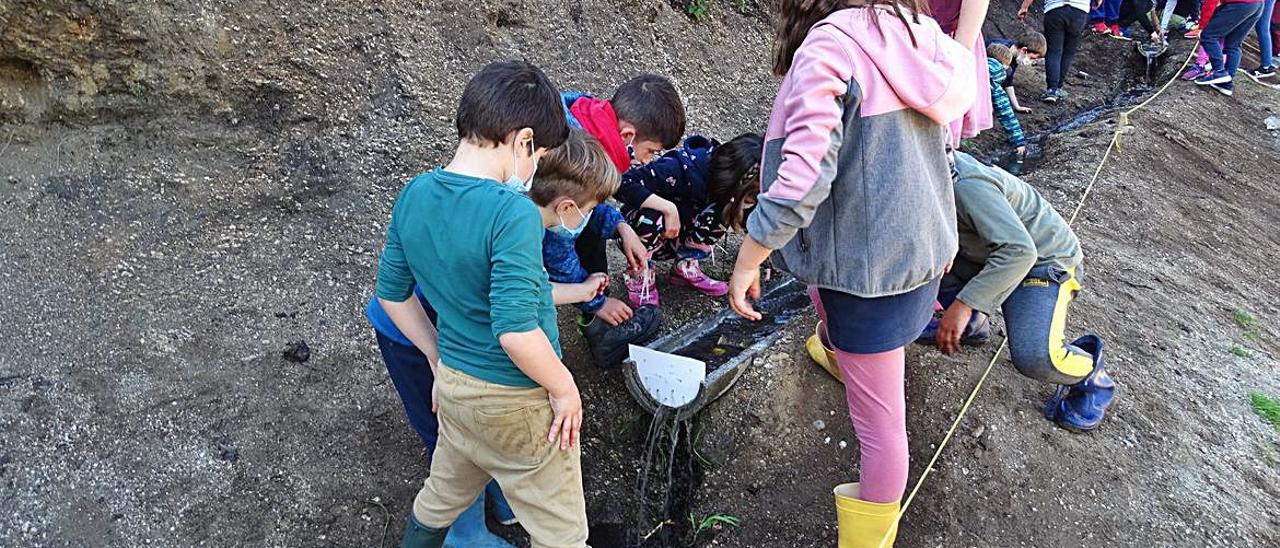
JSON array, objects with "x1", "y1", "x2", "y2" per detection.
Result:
[{"x1": 619, "y1": 136, "x2": 718, "y2": 225}]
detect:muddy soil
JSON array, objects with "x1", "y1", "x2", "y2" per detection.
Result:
[{"x1": 2, "y1": 1, "x2": 1279, "y2": 547}]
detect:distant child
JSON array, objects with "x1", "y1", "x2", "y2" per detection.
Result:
[
  {"x1": 1114, "y1": 0, "x2": 1161, "y2": 40},
  {"x1": 550, "y1": 75, "x2": 688, "y2": 367},
  {"x1": 917, "y1": 152, "x2": 1116, "y2": 432},
  {"x1": 618, "y1": 133, "x2": 764, "y2": 308},
  {"x1": 1020, "y1": 0, "x2": 1099, "y2": 102},
  {"x1": 727, "y1": 1, "x2": 976, "y2": 546},
  {"x1": 1241, "y1": 0, "x2": 1277, "y2": 82},
  {"x1": 986, "y1": 44, "x2": 1029, "y2": 156},
  {"x1": 1181, "y1": 0, "x2": 1223, "y2": 80},
  {"x1": 1192, "y1": 0, "x2": 1266, "y2": 95},
  {"x1": 987, "y1": 31, "x2": 1048, "y2": 113},
  {"x1": 376, "y1": 61, "x2": 610, "y2": 548},
  {"x1": 1090, "y1": 0, "x2": 1126, "y2": 35}
]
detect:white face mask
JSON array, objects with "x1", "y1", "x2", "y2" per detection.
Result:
[{"x1": 503, "y1": 139, "x2": 537, "y2": 193}]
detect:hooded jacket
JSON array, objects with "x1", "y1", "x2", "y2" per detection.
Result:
[
  {"x1": 618, "y1": 136, "x2": 718, "y2": 223},
  {"x1": 746, "y1": 7, "x2": 977, "y2": 298}
]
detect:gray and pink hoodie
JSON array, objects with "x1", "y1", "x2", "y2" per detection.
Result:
[{"x1": 747, "y1": 7, "x2": 976, "y2": 298}]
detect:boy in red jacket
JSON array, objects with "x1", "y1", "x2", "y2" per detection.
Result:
[{"x1": 547, "y1": 75, "x2": 688, "y2": 367}]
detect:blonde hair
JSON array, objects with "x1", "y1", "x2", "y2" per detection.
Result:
[
  {"x1": 529, "y1": 128, "x2": 620, "y2": 207},
  {"x1": 987, "y1": 43, "x2": 1015, "y2": 67}
]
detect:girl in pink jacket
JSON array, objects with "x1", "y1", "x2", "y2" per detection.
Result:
[{"x1": 728, "y1": 1, "x2": 976, "y2": 546}]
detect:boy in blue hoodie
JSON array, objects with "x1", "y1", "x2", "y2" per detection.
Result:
[{"x1": 551, "y1": 74, "x2": 688, "y2": 367}]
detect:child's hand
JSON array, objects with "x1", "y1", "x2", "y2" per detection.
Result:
[
  {"x1": 1015, "y1": 105, "x2": 1032, "y2": 113},
  {"x1": 936, "y1": 301, "x2": 974, "y2": 355},
  {"x1": 728, "y1": 265, "x2": 763, "y2": 321},
  {"x1": 547, "y1": 383, "x2": 583, "y2": 450},
  {"x1": 596, "y1": 297, "x2": 634, "y2": 326},
  {"x1": 1018, "y1": 7, "x2": 1029, "y2": 20},
  {"x1": 616, "y1": 224, "x2": 649, "y2": 271},
  {"x1": 583, "y1": 273, "x2": 609, "y2": 300}
]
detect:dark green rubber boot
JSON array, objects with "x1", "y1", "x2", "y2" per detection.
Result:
[{"x1": 401, "y1": 513, "x2": 449, "y2": 548}]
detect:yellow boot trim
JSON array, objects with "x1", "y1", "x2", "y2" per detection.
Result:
[
  {"x1": 1045, "y1": 271, "x2": 1094, "y2": 378},
  {"x1": 807, "y1": 321, "x2": 844, "y2": 383},
  {"x1": 833, "y1": 483, "x2": 900, "y2": 548}
]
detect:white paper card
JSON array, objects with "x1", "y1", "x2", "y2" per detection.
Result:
[{"x1": 628, "y1": 344, "x2": 706, "y2": 408}]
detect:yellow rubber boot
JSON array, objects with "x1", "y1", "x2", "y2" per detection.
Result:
[
  {"x1": 806, "y1": 321, "x2": 844, "y2": 383},
  {"x1": 833, "y1": 483, "x2": 900, "y2": 548}
]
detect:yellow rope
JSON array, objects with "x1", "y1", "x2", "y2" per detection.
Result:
[{"x1": 876, "y1": 46, "x2": 1198, "y2": 548}]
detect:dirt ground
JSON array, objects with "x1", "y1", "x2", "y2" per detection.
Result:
[{"x1": 2, "y1": 1, "x2": 1279, "y2": 547}]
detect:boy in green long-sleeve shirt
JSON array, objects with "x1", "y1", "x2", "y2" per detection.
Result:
[
  {"x1": 918, "y1": 152, "x2": 1117, "y2": 432},
  {"x1": 377, "y1": 61, "x2": 610, "y2": 548}
]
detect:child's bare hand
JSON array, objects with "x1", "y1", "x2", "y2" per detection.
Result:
[
  {"x1": 547, "y1": 385, "x2": 583, "y2": 450},
  {"x1": 618, "y1": 229, "x2": 649, "y2": 271},
  {"x1": 728, "y1": 265, "x2": 763, "y2": 321},
  {"x1": 936, "y1": 301, "x2": 974, "y2": 355},
  {"x1": 1015, "y1": 105, "x2": 1032, "y2": 113},
  {"x1": 596, "y1": 297, "x2": 634, "y2": 326}
]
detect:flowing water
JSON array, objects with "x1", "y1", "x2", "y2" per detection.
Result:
[{"x1": 666, "y1": 280, "x2": 811, "y2": 372}]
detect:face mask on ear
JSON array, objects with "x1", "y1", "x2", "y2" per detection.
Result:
[
  {"x1": 503, "y1": 138, "x2": 537, "y2": 193},
  {"x1": 550, "y1": 203, "x2": 593, "y2": 238}
]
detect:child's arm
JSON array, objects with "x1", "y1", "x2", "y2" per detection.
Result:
[
  {"x1": 492, "y1": 202, "x2": 582, "y2": 450},
  {"x1": 615, "y1": 222, "x2": 648, "y2": 272},
  {"x1": 551, "y1": 274, "x2": 609, "y2": 305},
  {"x1": 621, "y1": 161, "x2": 683, "y2": 239},
  {"x1": 1006, "y1": 86, "x2": 1030, "y2": 113},
  {"x1": 542, "y1": 231, "x2": 610, "y2": 314},
  {"x1": 955, "y1": 0, "x2": 991, "y2": 47},
  {"x1": 1018, "y1": 0, "x2": 1036, "y2": 20}
]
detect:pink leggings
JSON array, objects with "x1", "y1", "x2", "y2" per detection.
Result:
[{"x1": 810, "y1": 287, "x2": 909, "y2": 504}]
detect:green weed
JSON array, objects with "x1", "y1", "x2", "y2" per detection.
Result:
[
  {"x1": 1234, "y1": 309, "x2": 1262, "y2": 341},
  {"x1": 686, "y1": 0, "x2": 712, "y2": 21},
  {"x1": 689, "y1": 513, "x2": 741, "y2": 541},
  {"x1": 1230, "y1": 344, "x2": 1251, "y2": 358},
  {"x1": 1250, "y1": 392, "x2": 1280, "y2": 430},
  {"x1": 734, "y1": 0, "x2": 753, "y2": 14}
]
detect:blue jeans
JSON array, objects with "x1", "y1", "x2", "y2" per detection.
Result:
[
  {"x1": 940, "y1": 262, "x2": 1096, "y2": 386},
  {"x1": 1201, "y1": 1, "x2": 1266, "y2": 76},
  {"x1": 1091, "y1": 0, "x2": 1124, "y2": 23},
  {"x1": 1259, "y1": 0, "x2": 1277, "y2": 67},
  {"x1": 375, "y1": 330, "x2": 440, "y2": 453},
  {"x1": 1045, "y1": 7, "x2": 1090, "y2": 89}
]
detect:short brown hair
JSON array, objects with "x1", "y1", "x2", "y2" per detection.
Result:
[
  {"x1": 456, "y1": 60, "x2": 568, "y2": 149},
  {"x1": 987, "y1": 43, "x2": 1015, "y2": 67},
  {"x1": 1019, "y1": 31, "x2": 1047, "y2": 56},
  {"x1": 610, "y1": 74, "x2": 686, "y2": 149},
  {"x1": 529, "y1": 128, "x2": 620, "y2": 207}
]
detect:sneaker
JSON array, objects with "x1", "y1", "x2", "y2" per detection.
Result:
[
  {"x1": 1181, "y1": 65, "x2": 1209, "y2": 81},
  {"x1": 1184, "y1": 27, "x2": 1201, "y2": 39},
  {"x1": 1209, "y1": 81, "x2": 1234, "y2": 96},
  {"x1": 1109, "y1": 24, "x2": 1130, "y2": 39},
  {"x1": 916, "y1": 311, "x2": 993, "y2": 347},
  {"x1": 1194, "y1": 70, "x2": 1232, "y2": 86},
  {"x1": 1043, "y1": 335, "x2": 1116, "y2": 432},
  {"x1": 579, "y1": 306, "x2": 662, "y2": 368},
  {"x1": 1182, "y1": 20, "x2": 1198, "y2": 32},
  {"x1": 1091, "y1": 22, "x2": 1110, "y2": 34},
  {"x1": 625, "y1": 261, "x2": 659, "y2": 308},
  {"x1": 669, "y1": 258, "x2": 729, "y2": 297},
  {"x1": 1244, "y1": 65, "x2": 1278, "y2": 83},
  {"x1": 1040, "y1": 88, "x2": 1061, "y2": 103}
]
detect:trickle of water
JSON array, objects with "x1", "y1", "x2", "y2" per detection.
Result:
[{"x1": 634, "y1": 406, "x2": 699, "y2": 547}]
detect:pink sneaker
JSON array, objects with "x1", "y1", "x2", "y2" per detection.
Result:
[
  {"x1": 1182, "y1": 65, "x2": 1208, "y2": 81},
  {"x1": 669, "y1": 259, "x2": 728, "y2": 297},
  {"x1": 1091, "y1": 22, "x2": 1110, "y2": 34},
  {"x1": 625, "y1": 263, "x2": 659, "y2": 308}
]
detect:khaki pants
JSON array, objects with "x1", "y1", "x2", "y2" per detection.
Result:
[{"x1": 412, "y1": 364, "x2": 589, "y2": 548}]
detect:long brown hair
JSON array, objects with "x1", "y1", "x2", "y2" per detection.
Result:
[{"x1": 772, "y1": 0, "x2": 931, "y2": 76}]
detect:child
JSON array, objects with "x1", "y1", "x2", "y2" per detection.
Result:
[
  {"x1": 548, "y1": 75, "x2": 687, "y2": 367},
  {"x1": 1181, "y1": 0, "x2": 1223, "y2": 80},
  {"x1": 1241, "y1": 0, "x2": 1277, "y2": 81},
  {"x1": 1020, "y1": 0, "x2": 1099, "y2": 102},
  {"x1": 618, "y1": 133, "x2": 764, "y2": 307},
  {"x1": 916, "y1": 152, "x2": 1116, "y2": 432},
  {"x1": 1193, "y1": 0, "x2": 1266, "y2": 95},
  {"x1": 986, "y1": 44, "x2": 1029, "y2": 156},
  {"x1": 376, "y1": 61, "x2": 608, "y2": 548},
  {"x1": 1114, "y1": 0, "x2": 1161, "y2": 40},
  {"x1": 987, "y1": 32, "x2": 1048, "y2": 113},
  {"x1": 1090, "y1": 0, "x2": 1126, "y2": 35},
  {"x1": 727, "y1": 2, "x2": 976, "y2": 546},
  {"x1": 926, "y1": 0, "x2": 995, "y2": 145}
]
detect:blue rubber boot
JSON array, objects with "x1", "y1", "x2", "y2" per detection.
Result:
[
  {"x1": 485, "y1": 481, "x2": 518, "y2": 526},
  {"x1": 1044, "y1": 335, "x2": 1116, "y2": 432},
  {"x1": 916, "y1": 310, "x2": 992, "y2": 346},
  {"x1": 441, "y1": 489, "x2": 514, "y2": 548},
  {"x1": 401, "y1": 513, "x2": 448, "y2": 548}
]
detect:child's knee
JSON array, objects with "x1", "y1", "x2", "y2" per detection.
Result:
[{"x1": 1009, "y1": 344, "x2": 1061, "y2": 383}]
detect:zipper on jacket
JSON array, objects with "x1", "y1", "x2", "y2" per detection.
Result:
[{"x1": 798, "y1": 228, "x2": 809, "y2": 252}]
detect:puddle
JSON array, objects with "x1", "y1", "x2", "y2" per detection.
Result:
[{"x1": 666, "y1": 282, "x2": 811, "y2": 372}]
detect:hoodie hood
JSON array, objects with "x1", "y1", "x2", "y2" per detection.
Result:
[
  {"x1": 562, "y1": 93, "x2": 631, "y2": 173},
  {"x1": 817, "y1": 7, "x2": 976, "y2": 126}
]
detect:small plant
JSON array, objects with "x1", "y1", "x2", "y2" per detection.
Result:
[
  {"x1": 1230, "y1": 344, "x2": 1251, "y2": 358},
  {"x1": 689, "y1": 513, "x2": 742, "y2": 541},
  {"x1": 1234, "y1": 309, "x2": 1262, "y2": 341},
  {"x1": 1250, "y1": 392, "x2": 1280, "y2": 430},
  {"x1": 734, "y1": 0, "x2": 753, "y2": 14},
  {"x1": 686, "y1": 0, "x2": 712, "y2": 21}
]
